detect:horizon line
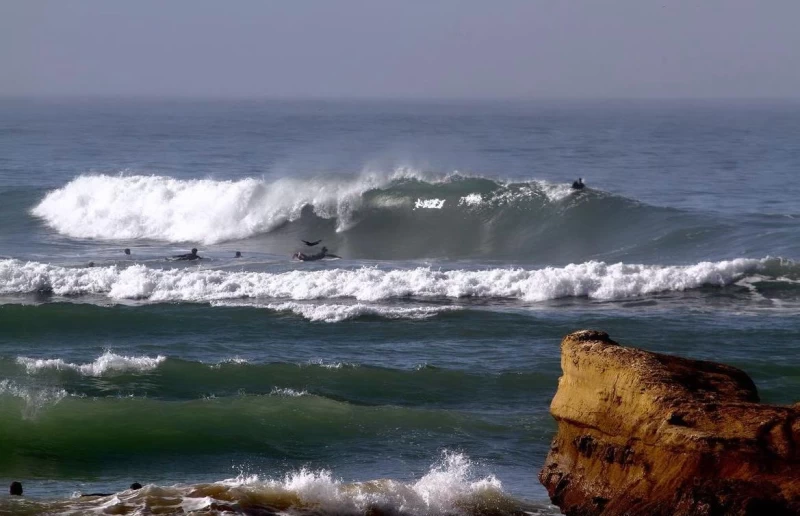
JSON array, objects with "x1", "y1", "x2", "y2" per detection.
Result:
[{"x1": 2, "y1": 94, "x2": 800, "y2": 103}]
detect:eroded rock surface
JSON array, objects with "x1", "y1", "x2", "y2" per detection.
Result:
[{"x1": 539, "y1": 330, "x2": 800, "y2": 516}]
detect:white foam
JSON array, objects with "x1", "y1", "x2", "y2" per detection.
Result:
[
  {"x1": 16, "y1": 351, "x2": 166, "y2": 377},
  {"x1": 458, "y1": 193, "x2": 484, "y2": 207},
  {"x1": 306, "y1": 358, "x2": 356, "y2": 370},
  {"x1": 252, "y1": 301, "x2": 457, "y2": 322},
  {"x1": 269, "y1": 387, "x2": 308, "y2": 397},
  {"x1": 539, "y1": 181, "x2": 575, "y2": 202},
  {"x1": 412, "y1": 451, "x2": 503, "y2": 512},
  {"x1": 218, "y1": 356, "x2": 248, "y2": 365},
  {"x1": 0, "y1": 257, "x2": 771, "y2": 303},
  {"x1": 31, "y1": 170, "x2": 432, "y2": 244},
  {"x1": 210, "y1": 452, "x2": 505, "y2": 515},
  {"x1": 414, "y1": 198, "x2": 445, "y2": 209}
]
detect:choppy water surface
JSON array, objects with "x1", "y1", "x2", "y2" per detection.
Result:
[{"x1": 0, "y1": 99, "x2": 798, "y2": 514}]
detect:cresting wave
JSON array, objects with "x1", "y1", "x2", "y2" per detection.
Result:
[
  {"x1": 29, "y1": 173, "x2": 649, "y2": 262},
  {"x1": 1, "y1": 355, "x2": 548, "y2": 406},
  {"x1": 212, "y1": 300, "x2": 460, "y2": 322},
  {"x1": 0, "y1": 453, "x2": 543, "y2": 515},
  {"x1": 0, "y1": 257, "x2": 793, "y2": 303},
  {"x1": 16, "y1": 351, "x2": 165, "y2": 376},
  {"x1": 30, "y1": 171, "x2": 484, "y2": 244}
]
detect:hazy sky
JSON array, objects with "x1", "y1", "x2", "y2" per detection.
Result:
[{"x1": 2, "y1": 0, "x2": 799, "y2": 99}]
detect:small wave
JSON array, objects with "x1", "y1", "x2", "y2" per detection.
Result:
[
  {"x1": 0, "y1": 257, "x2": 785, "y2": 303},
  {"x1": 306, "y1": 358, "x2": 358, "y2": 370},
  {"x1": 16, "y1": 351, "x2": 166, "y2": 377},
  {"x1": 28, "y1": 451, "x2": 533, "y2": 515},
  {"x1": 217, "y1": 356, "x2": 249, "y2": 365},
  {"x1": 269, "y1": 387, "x2": 309, "y2": 397},
  {"x1": 214, "y1": 301, "x2": 459, "y2": 323}
]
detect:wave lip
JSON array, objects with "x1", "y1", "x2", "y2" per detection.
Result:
[
  {"x1": 16, "y1": 351, "x2": 166, "y2": 377},
  {"x1": 0, "y1": 257, "x2": 780, "y2": 303}
]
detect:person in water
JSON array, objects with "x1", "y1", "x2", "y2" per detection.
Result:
[
  {"x1": 9, "y1": 481, "x2": 22, "y2": 496},
  {"x1": 80, "y1": 482, "x2": 142, "y2": 498},
  {"x1": 174, "y1": 248, "x2": 201, "y2": 260},
  {"x1": 124, "y1": 248, "x2": 131, "y2": 255},
  {"x1": 294, "y1": 246, "x2": 340, "y2": 261},
  {"x1": 571, "y1": 178, "x2": 585, "y2": 190},
  {"x1": 234, "y1": 251, "x2": 242, "y2": 258}
]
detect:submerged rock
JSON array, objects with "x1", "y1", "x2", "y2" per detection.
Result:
[{"x1": 539, "y1": 330, "x2": 800, "y2": 516}]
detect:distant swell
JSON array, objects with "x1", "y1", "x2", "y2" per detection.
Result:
[{"x1": 1, "y1": 257, "x2": 791, "y2": 303}]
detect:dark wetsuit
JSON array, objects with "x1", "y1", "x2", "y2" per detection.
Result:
[
  {"x1": 294, "y1": 248, "x2": 339, "y2": 261},
  {"x1": 571, "y1": 179, "x2": 585, "y2": 190},
  {"x1": 174, "y1": 249, "x2": 201, "y2": 261}
]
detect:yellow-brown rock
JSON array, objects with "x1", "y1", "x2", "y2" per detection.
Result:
[{"x1": 539, "y1": 330, "x2": 800, "y2": 516}]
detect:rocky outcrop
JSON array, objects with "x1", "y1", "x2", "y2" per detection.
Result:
[{"x1": 539, "y1": 330, "x2": 800, "y2": 516}]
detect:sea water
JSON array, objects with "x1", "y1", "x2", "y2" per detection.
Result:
[{"x1": 0, "y1": 98, "x2": 798, "y2": 514}]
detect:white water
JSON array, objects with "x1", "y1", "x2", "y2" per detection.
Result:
[
  {"x1": 213, "y1": 300, "x2": 458, "y2": 322},
  {"x1": 46, "y1": 451, "x2": 524, "y2": 515},
  {"x1": 31, "y1": 172, "x2": 421, "y2": 244},
  {"x1": 31, "y1": 173, "x2": 579, "y2": 244},
  {"x1": 17, "y1": 351, "x2": 166, "y2": 377},
  {"x1": 210, "y1": 451, "x2": 507, "y2": 515},
  {"x1": 0, "y1": 257, "x2": 772, "y2": 303}
]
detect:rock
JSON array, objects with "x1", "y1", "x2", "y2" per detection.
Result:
[{"x1": 538, "y1": 330, "x2": 800, "y2": 516}]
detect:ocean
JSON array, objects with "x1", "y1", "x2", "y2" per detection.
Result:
[{"x1": 0, "y1": 98, "x2": 798, "y2": 515}]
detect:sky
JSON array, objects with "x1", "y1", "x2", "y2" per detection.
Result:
[{"x1": 1, "y1": 0, "x2": 799, "y2": 99}]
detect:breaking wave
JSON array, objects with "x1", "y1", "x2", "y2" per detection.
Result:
[
  {"x1": 28, "y1": 172, "x2": 705, "y2": 260},
  {"x1": 30, "y1": 171, "x2": 458, "y2": 244},
  {"x1": 16, "y1": 351, "x2": 166, "y2": 377},
  {"x1": 1, "y1": 257, "x2": 794, "y2": 304},
  {"x1": 212, "y1": 300, "x2": 460, "y2": 322},
  {"x1": 0, "y1": 452, "x2": 546, "y2": 515}
]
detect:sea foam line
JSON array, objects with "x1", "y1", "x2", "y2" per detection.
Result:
[{"x1": 0, "y1": 257, "x2": 773, "y2": 302}]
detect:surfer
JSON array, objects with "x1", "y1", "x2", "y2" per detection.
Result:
[
  {"x1": 173, "y1": 248, "x2": 201, "y2": 261},
  {"x1": 571, "y1": 178, "x2": 585, "y2": 190},
  {"x1": 124, "y1": 248, "x2": 131, "y2": 255},
  {"x1": 294, "y1": 246, "x2": 339, "y2": 261},
  {"x1": 80, "y1": 482, "x2": 141, "y2": 498},
  {"x1": 234, "y1": 251, "x2": 241, "y2": 258},
  {"x1": 302, "y1": 239, "x2": 322, "y2": 246}
]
